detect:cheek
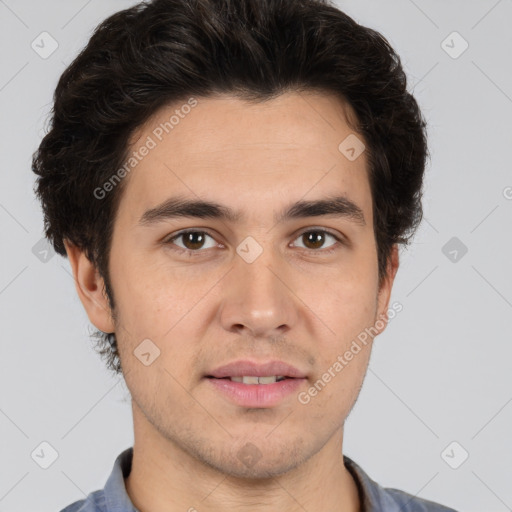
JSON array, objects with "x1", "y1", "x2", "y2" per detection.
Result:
[
  {"x1": 110, "y1": 256, "x2": 210, "y2": 370},
  {"x1": 318, "y1": 267, "x2": 378, "y2": 330},
  {"x1": 333, "y1": 286, "x2": 376, "y2": 330},
  {"x1": 306, "y1": 266, "x2": 378, "y2": 388},
  {"x1": 107, "y1": 255, "x2": 168, "y2": 348}
]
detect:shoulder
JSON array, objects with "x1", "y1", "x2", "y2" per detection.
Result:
[
  {"x1": 343, "y1": 455, "x2": 458, "y2": 512},
  {"x1": 383, "y1": 487, "x2": 458, "y2": 511},
  {"x1": 58, "y1": 490, "x2": 106, "y2": 512},
  {"x1": 57, "y1": 447, "x2": 135, "y2": 512}
]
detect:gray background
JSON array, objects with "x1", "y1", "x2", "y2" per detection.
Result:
[{"x1": 1, "y1": 1, "x2": 511, "y2": 511}]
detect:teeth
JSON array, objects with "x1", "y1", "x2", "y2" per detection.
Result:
[{"x1": 229, "y1": 376, "x2": 286, "y2": 384}]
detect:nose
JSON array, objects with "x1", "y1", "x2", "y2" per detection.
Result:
[{"x1": 219, "y1": 248, "x2": 299, "y2": 340}]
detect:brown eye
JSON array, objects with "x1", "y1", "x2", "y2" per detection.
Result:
[
  {"x1": 166, "y1": 230, "x2": 217, "y2": 253},
  {"x1": 302, "y1": 231, "x2": 325, "y2": 250},
  {"x1": 181, "y1": 232, "x2": 206, "y2": 250},
  {"x1": 292, "y1": 229, "x2": 340, "y2": 252}
]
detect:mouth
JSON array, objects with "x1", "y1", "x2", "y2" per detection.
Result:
[
  {"x1": 206, "y1": 375, "x2": 293, "y2": 384},
  {"x1": 204, "y1": 359, "x2": 308, "y2": 407},
  {"x1": 205, "y1": 375, "x2": 306, "y2": 407},
  {"x1": 206, "y1": 359, "x2": 307, "y2": 380}
]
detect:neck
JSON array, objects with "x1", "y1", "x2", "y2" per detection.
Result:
[{"x1": 125, "y1": 406, "x2": 360, "y2": 512}]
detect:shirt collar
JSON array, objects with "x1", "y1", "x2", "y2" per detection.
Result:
[
  {"x1": 103, "y1": 447, "x2": 138, "y2": 512},
  {"x1": 343, "y1": 455, "x2": 404, "y2": 511}
]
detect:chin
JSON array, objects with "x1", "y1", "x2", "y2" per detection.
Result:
[
  {"x1": 202, "y1": 437, "x2": 310, "y2": 480},
  {"x1": 213, "y1": 455, "x2": 304, "y2": 480}
]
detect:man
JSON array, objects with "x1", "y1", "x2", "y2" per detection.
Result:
[{"x1": 32, "y1": 0, "x2": 457, "y2": 510}]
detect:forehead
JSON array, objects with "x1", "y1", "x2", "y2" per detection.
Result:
[{"x1": 118, "y1": 91, "x2": 372, "y2": 226}]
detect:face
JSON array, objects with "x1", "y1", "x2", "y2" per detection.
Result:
[{"x1": 67, "y1": 91, "x2": 398, "y2": 479}]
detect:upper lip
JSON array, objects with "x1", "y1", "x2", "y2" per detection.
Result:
[{"x1": 207, "y1": 360, "x2": 307, "y2": 379}]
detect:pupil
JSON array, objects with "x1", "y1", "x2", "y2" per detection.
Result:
[
  {"x1": 305, "y1": 231, "x2": 324, "y2": 249},
  {"x1": 185, "y1": 232, "x2": 204, "y2": 250}
]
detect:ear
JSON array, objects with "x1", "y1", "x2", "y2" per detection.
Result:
[
  {"x1": 64, "y1": 240, "x2": 115, "y2": 334},
  {"x1": 374, "y1": 244, "x2": 400, "y2": 335}
]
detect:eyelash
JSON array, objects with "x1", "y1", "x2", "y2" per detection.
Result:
[{"x1": 163, "y1": 228, "x2": 344, "y2": 257}]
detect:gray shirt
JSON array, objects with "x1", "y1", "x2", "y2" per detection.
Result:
[{"x1": 59, "y1": 447, "x2": 458, "y2": 512}]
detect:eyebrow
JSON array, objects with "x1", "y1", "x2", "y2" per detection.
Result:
[{"x1": 138, "y1": 195, "x2": 366, "y2": 227}]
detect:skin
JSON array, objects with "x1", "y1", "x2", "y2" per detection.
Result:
[{"x1": 65, "y1": 91, "x2": 399, "y2": 512}]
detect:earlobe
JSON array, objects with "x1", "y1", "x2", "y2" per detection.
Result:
[
  {"x1": 64, "y1": 239, "x2": 116, "y2": 334},
  {"x1": 375, "y1": 244, "x2": 400, "y2": 334}
]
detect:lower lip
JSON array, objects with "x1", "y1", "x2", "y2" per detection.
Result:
[{"x1": 206, "y1": 377, "x2": 306, "y2": 407}]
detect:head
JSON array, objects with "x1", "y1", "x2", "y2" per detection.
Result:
[{"x1": 32, "y1": 0, "x2": 427, "y2": 478}]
